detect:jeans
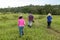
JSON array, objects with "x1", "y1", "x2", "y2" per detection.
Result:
[{"x1": 19, "y1": 26, "x2": 24, "y2": 37}]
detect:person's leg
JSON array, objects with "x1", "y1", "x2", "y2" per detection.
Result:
[
  {"x1": 29, "y1": 21, "x2": 32, "y2": 27},
  {"x1": 47, "y1": 22, "x2": 51, "y2": 28},
  {"x1": 22, "y1": 27, "x2": 24, "y2": 35},
  {"x1": 49, "y1": 21, "x2": 51, "y2": 28},
  {"x1": 28, "y1": 21, "x2": 32, "y2": 28},
  {"x1": 28, "y1": 21, "x2": 30, "y2": 26},
  {"x1": 19, "y1": 27, "x2": 22, "y2": 37}
]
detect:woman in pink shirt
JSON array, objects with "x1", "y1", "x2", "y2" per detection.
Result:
[{"x1": 18, "y1": 15, "x2": 25, "y2": 37}]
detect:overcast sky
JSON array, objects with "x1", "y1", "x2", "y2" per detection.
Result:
[{"x1": 0, "y1": 0, "x2": 60, "y2": 8}]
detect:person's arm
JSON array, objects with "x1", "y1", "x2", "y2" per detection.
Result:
[
  {"x1": 24, "y1": 20, "x2": 25, "y2": 25},
  {"x1": 23, "y1": 19, "x2": 26, "y2": 25}
]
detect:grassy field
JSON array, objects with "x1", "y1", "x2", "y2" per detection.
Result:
[{"x1": 0, "y1": 13, "x2": 60, "y2": 40}]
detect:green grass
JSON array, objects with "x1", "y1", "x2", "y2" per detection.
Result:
[{"x1": 0, "y1": 13, "x2": 60, "y2": 40}]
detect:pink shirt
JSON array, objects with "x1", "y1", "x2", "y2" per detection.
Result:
[{"x1": 18, "y1": 18, "x2": 25, "y2": 27}]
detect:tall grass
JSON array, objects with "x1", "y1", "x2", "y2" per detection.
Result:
[{"x1": 0, "y1": 13, "x2": 60, "y2": 40}]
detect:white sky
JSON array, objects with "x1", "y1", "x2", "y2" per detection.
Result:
[{"x1": 0, "y1": 0, "x2": 60, "y2": 8}]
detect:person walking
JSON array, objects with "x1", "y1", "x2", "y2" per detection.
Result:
[
  {"x1": 28, "y1": 13, "x2": 34, "y2": 28},
  {"x1": 47, "y1": 13, "x2": 52, "y2": 28},
  {"x1": 18, "y1": 15, "x2": 25, "y2": 37}
]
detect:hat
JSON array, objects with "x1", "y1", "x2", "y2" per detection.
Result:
[
  {"x1": 20, "y1": 14, "x2": 22, "y2": 17},
  {"x1": 48, "y1": 13, "x2": 51, "y2": 16}
]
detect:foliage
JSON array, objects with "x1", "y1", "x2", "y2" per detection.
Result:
[
  {"x1": 0, "y1": 4, "x2": 60, "y2": 15},
  {"x1": 0, "y1": 13, "x2": 60, "y2": 40}
]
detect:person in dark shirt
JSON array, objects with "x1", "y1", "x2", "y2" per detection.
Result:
[
  {"x1": 28, "y1": 13, "x2": 34, "y2": 28},
  {"x1": 47, "y1": 13, "x2": 52, "y2": 28}
]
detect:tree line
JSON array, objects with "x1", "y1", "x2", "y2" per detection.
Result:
[{"x1": 0, "y1": 4, "x2": 60, "y2": 15}]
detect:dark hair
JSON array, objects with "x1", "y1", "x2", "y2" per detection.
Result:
[{"x1": 19, "y1": 16, "x2": 23, "y2": 19}]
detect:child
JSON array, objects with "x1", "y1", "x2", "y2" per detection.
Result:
[
  {"x1": 47, "y1": 13, "x2": 52, "y2": 28},
  {"x1": 28, "y1": 13, "x2": 34, "y2": 28},
  {"x1": 18, "y1": 15, "x2": 25, "y2": 37}
]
